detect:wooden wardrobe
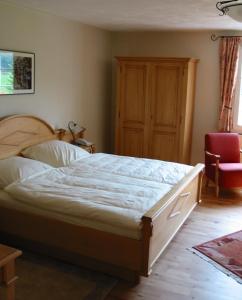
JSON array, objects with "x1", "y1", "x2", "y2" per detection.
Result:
[{"x1": 115, "y1": 57, "x2": 198, "y2": 164}]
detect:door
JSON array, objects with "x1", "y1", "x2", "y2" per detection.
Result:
[
  {"x1": 148, "y1": 62, "x2": 183, "y2": 162},
  {"x1": 116, "y1": 61, "x2": 150, "y2": 157}
]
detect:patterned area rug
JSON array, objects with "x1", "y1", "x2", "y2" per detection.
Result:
[
  {"x1": 4, "y1": 252, "x2": 117, "y2": 300},
  {"x1": 192, "y1": 230, "x2": 242, "y2": 284}
]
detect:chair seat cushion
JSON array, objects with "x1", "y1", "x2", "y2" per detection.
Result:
[
  {"x1": 206, "y1": 163, "x2": 242, "y2": 188},
  {"x1": 218, "y1": 163, "x2": 242, "y2": 172}
]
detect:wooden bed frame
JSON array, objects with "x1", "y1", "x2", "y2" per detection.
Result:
[{"x1": 0, "y1": 114, "x2": 204, "y2": 282}]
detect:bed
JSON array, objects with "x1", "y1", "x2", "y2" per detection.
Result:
[{"x1": 0, "y1": 114, "x2": 204, "y2": 282}]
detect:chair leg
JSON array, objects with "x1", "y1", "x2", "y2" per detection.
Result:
[
  {"x1": 216, "y1": 184, "x2": 219, "y2": 197},
  {"x1": 205, "y1": 177, "x2": 209, "y2": 188},
  {"x1": 215, "y1": 169, "x2": 219, "y2": 197}
]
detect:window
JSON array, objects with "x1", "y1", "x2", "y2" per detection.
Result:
[{"x1": 233, "y1": 49, "x2": 242, "y2": 132}]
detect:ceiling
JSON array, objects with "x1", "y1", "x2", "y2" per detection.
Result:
[{"x1": 3, "y1": 0, "x2": 242, "y2": 31}]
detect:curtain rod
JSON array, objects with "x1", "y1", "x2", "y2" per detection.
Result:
[{"x1": 211, "y1": 33, "x2": 242, "y2": 41}]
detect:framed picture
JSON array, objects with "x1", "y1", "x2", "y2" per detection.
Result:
[{"x1": 0, "y1": 49, "x2": 35, "y2": 95}]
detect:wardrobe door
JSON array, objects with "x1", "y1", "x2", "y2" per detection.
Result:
[
  {"x1": 148, "y1": 62, "x2": 183, "y2": 162},
  {"x1": 116, "y1": 61, "x2": 150, "y2": 157}
]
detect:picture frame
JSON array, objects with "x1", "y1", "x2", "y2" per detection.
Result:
[{"x1": 0, "y1": 49, "x2": 35, "y2": 95}]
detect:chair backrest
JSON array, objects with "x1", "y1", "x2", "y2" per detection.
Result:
[{"x1": 205, "y1": 133, "x2": 240, "y2": 164}]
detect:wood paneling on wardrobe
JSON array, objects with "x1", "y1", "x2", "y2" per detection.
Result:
[{"x1": 115, "y1": 57, "x2": 198, "y2": 164}]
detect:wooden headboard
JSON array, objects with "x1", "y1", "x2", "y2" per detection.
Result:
[{"x1": 0, "y1": 115, "x2": 58, "y2": 159}]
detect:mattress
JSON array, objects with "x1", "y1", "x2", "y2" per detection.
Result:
[
  {"x1": 69, "y1": 153, "x2": 191, "y2": 185},
  {"x1": 0, "y1": 189, "x2": 141, "y2": 239},
  {"x1": 2, "y1": 153, "x2": 193, "y2": 239}
]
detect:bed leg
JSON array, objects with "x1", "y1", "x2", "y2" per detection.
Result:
[
  {"x1": 129, "y1": 272, "x2": 140, "y2": 285},
  {"x1": 197, "y1": 170, "x2": 204, "y2": 204},
  {"x1": 141, "y1": 216, "x2": 153, "y2": 277}
]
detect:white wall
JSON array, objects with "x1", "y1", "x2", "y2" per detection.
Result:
[
  {"x1": 0, "y1": 2, "x2": 112, "y2": 152},
  {"x1": 111, "y1": 31, "x2": 223, "y2": 163}
]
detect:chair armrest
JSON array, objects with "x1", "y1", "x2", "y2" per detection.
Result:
[
  {"x1": 205, "y1": 151, "x2": 220, "y2": 171},
  {"x1": 205, "y1": 151, "x2": 221, "y2": 160},
  {"x1": 205, "y1": 151, "x2": 220, "y2": 196},
  {"x1": 240, "y1": 149, "x2": 242, "y2": 154}
]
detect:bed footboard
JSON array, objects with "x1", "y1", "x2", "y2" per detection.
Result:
[
  {"x1": 141, "y1": 164, "x2": 204, "y2": 276},
  {"x1": 0, "y1": 163, "x2": 204, "y2": 282}
]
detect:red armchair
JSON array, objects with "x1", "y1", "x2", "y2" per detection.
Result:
[{"x1": 205, "y1": 133, "x2": 242, "y2": 197}]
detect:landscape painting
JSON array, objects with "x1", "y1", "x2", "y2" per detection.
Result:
[{"x1": 0, "y1": 50, "x2": 35, "y2": 95}]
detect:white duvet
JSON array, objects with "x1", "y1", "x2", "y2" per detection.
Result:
[{"x1": 5, "y1": 153, "x2": 193, "y2": 239}]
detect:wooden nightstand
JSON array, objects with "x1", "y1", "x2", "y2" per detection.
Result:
[
  {"x1": 76, "y1": 143, "x2": 95, "y2": 154},
  {"x1": 0, "y1": 244, "x2": 22, "y2": 300},
  {"x1": 56, "y1": 127, "x2": 95, "y2": 153}
]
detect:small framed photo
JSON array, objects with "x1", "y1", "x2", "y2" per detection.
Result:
[{"x1": 0, "y1": 49, "x2": 35, "y2": 95}]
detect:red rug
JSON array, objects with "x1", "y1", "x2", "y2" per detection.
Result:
[{"x1": 193, "y1": 230, "x2": 242, "y2": 283}]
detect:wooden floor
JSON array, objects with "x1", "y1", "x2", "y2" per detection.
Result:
[{"x1": 107, "y1": 188, "x2": 242, "y2": 300}]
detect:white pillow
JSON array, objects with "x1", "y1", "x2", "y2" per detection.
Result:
[
  {"x1": 22, "y1": 140, "x2": 90, "y2": 167},
  {"x1": 0, "y1": 156, "x2": 53, "y2": 188}
]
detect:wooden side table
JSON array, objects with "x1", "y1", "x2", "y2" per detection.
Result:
[
  {"x1": 0, "y1": 244, "x2": 22, "y2": 300},
  {"x1": 79, "y1": 144, "x2": 95, "y2": 154}
]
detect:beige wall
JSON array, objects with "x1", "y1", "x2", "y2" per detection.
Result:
[
  {"x1": 111, "y1": 31, "x2": 223, "y2": 163},
  {"x1": 0, "y1": 3, "x2": 236, "y2": 162},
  {"x1": 0, "y1": 3, "x2": 112, "y2": 152}
]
